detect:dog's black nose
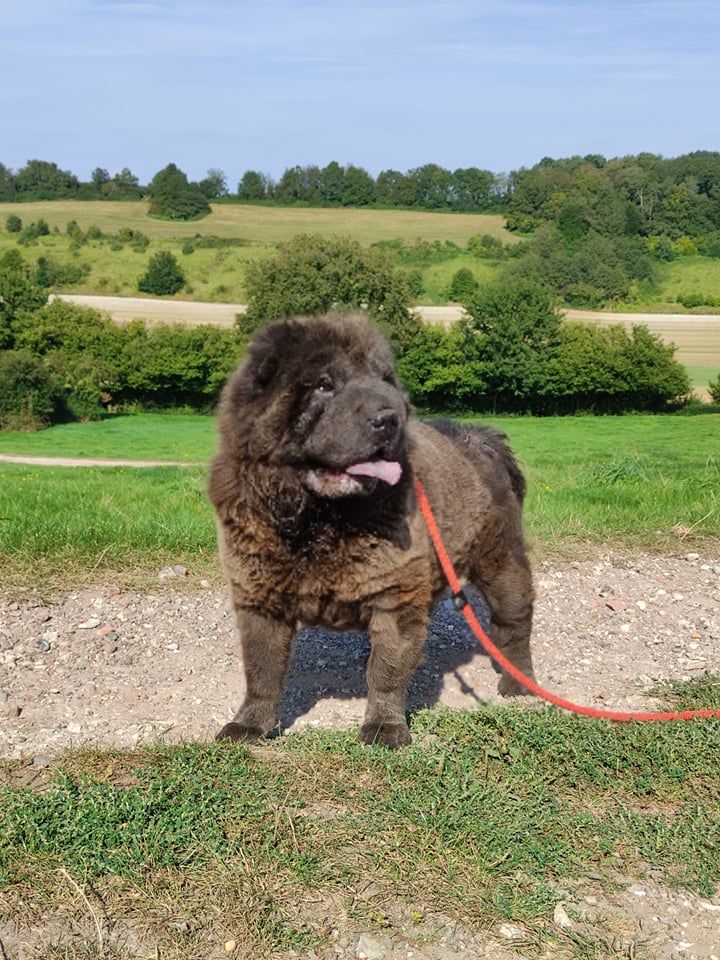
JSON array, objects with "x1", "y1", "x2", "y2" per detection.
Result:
[{"x1": 370, "y1": 410, "x2": 399, "y2": 436}]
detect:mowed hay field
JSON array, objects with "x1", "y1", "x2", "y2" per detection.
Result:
[{"x1": 0, "y1": 200, "x2": 515, "y2": 245}]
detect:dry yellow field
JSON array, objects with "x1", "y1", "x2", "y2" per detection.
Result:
[{"x1": 0, "y1": 200, "x2": 515, "y2": 246}]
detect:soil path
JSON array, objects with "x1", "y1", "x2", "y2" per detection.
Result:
[
  {"x1": 54, "y1": 293, "x2": 720, "y2": 330},
  {"x1": 0, "y1": 453, "x2": 194, "y2": 467}
]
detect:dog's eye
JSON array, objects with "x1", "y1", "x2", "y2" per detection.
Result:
[{"x1": 315, "y1": 375, "x2": 334, "y2": 394}]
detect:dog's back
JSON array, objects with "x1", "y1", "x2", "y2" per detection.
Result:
[{"x1": 427, "y1": 418, "x2": 526, "y2": 506}]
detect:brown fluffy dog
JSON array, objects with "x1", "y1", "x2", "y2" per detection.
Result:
[{"x1": 209, "y1": 313, "x2": 535, "y2": 748}]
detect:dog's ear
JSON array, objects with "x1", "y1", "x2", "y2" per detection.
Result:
[{"x1": 244, "y1": 320, "x2": 299, "y2": 394}]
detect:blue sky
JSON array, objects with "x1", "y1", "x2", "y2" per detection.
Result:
[{"x1": 2, "y1": 0, "x2": 719, "y2": 186}]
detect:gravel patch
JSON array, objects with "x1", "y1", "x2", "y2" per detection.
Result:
[{"x1": 1, "y1": 550, "x2": 719, "y2": 760}]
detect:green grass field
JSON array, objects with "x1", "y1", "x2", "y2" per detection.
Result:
[
  {"x1": 1, "y1": 413, "x2": 718, "y2": 593},
  {"x1": 2, "y1": 683, "x2": 719, "y2": 957}
]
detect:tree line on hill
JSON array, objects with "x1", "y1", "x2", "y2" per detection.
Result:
[
  {"x1": 2, "y1": 235, "x2": 705, "y2": 432},
  {"x1": 3, "y1": 152, "x2": 720, "y2": 225}
]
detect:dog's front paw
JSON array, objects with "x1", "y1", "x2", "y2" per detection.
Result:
[
  {"x1": 359, "y1": 720, "x2": 412, "y2": 749},
  {"x1": 215, "y1": 721, "x2": 265, "y2": 743}
]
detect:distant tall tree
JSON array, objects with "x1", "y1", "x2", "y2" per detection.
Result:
[
  {"x1": 0, "y1": 163, "x2": 16, "y2": 198},
  {"x1": 341, "y1": 165, "x2": 375, "y2": 206},
  {"x1": 375, "y1": 169, "x2": 411, "y2": 206},
  {"x1": 275, "y1": 166, "x2": 307, "y2": 202},
  {"x1": 198, "y1": 168, "x2": 228, "y2": 198},
  {"x1": 319, "y1": 161, "x2": 345, "y2": 204},
  {"x1": 91, "y1": 167, "x2": 111, "y2": 191},
  {"x1": 14, "y1": 159, "x2": 79, "y2": 199},
  {"x1": 451, "y1": 167, "x2": 496, "y2": 211},
  {"x1": 237, "y1": 170, "x2": 269, "y2": 201}
]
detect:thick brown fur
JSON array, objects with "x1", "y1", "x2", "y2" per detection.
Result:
[{"x1": 209, "y1": 313, "x2": 535, "y2": 748}]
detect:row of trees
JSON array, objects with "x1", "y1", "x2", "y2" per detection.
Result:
[
  {"x1": 4, "y1": 152, "x2": 720, "y2": 227},
  {"x1": 238, "y1": 162, "x2": 503, "y2": 211}
]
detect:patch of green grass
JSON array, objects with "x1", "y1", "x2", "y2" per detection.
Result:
[
  {"x1": 0, "y1": 464, "x2": 217, "y2": 592},
  {"x1": 477, "y1": 414, "x2": 720, "y2": 553},
  {"x1": 1, "y1": 684, "x2": 719, "y2": 956},
  {"x1": 0, "y1": 413, "x2": 216, "y2": 461},
  {"x1": 657, "y1": 256, "x2": 720, "y2": 302},
  {"x1": 416, "y1": 253, "x2": 503, "y2": 304},
  {"x1": 1, "y1": 413, "x2": 718, "y2": 591}
]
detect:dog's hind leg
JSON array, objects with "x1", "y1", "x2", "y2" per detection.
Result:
[
  {"x1": 471, "y1": 550, "x2": 535, "y2": 697},
  {"x1": 216, "y1": 607, "x2": 294, "y2": 742}
]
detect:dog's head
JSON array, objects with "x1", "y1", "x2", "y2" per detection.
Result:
[{"x1": 218, "y1": 314, "x2": 410, "y2": 499}]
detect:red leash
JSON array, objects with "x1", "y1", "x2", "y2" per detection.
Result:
[{"x1": 415, "y1": 478, "x2": 720, "y2": 722}]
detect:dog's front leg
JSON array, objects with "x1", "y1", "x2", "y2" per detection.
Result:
[
  {"x1": 360, "y1": 604, "x2": 427, "y2": 749},
  {"x1": 216, "y1": 607, "x2": 293, "y2": 742}
]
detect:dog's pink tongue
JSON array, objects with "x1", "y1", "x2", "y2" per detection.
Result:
[{"x1": 346, "y1": 460, "x2": 402, "y2": 486}]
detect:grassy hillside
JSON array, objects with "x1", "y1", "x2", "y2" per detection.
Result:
[{"x1": 0, "y1": 200, "x2": 515, "y2": 245}]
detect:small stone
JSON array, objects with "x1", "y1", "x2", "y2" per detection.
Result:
[
  {"x1": 498, "y1": 923, "x2": 525, "y2": 940},
  {"x1": 598, "y1": 584, "x2": 615, "y2": 597},
  {"x1": 67, "y1": 722, "x2": 82, "y2": 734},
  {"x1": 200, "y1": 579, "x2": 211, "y2": 588},
  {"x1": 636, "y1": 600, "x2": 647, "y2": 610},
  {"x1": 77, "y1": 619, "x2": 101, "y2": 630},
  {"x1": 158, "y1": 565, "x2": 188, "y2": 580},
  {"x1": 0, "y1": 690, "x2": 7, "y2": 703},
  {"x1": 553, "y1": 903, "x2": 574, "y2": 930},
  {"x1": 4, "y1": 704, "x2": 22, "y2": 718},
  {"x1": 355, "y1": 934, "x2": 384, "y2": 959},
  {"x1": 605, "y1": 598, "x2": 627, "y2": 612},
  {"x1": 36, "y1": 638, "x2": 51, "y2": 652},
  {"x1": 684, "y1": 552, "x2": 700, "y2": 561},
  {"x1": 224, "y1": 941, "x2": 236, "y2": 953}
]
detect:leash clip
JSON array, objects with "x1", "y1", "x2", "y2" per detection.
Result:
[{"x1": 451, "y1": 587, "x2": 469, "y2": 611}]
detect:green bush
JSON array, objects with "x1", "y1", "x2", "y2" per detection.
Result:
[
  {"x1": 447, "y1": 267, "x2": 478, "y2": 303},
  {"x1": 0, "y1": 350, "x2": 65, "y2": 430},
  {"x1": 118, "y1": 320, "x2": 241, "y2": 409},
  {"x1": 709, "y1": 374, "x2": 720, "y2": 403},
  {"x1": 34, "y1": 256, "x2": 91, "y2": 289},
  {"x1": 138, "y1": 251, "x2": 185, "y2": 296},
  {"x1": 17, "y1": 219, "x2": 50, "y2": 245},
  {"x1": 467, "y1": 233, "x2": 505, "y2": 258},
  {"x1": 396, "y1": 321, "x2": 484, "y2": 411},
  {"x1": 5, "y1": 214, "x2": 22, "y2": 234},
  {"x1": 396, "y1": 284, "x2": 687, "y2": 414},
  {"x1": 0, "y1": 249, "x2": 48, "y2": 348},
  {"x1": 240, "y1": 233, "x2": 421, "y2": 353}
]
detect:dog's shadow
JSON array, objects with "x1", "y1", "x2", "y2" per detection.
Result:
[{"x1": 277, "y1": 587, "x2": 498, "y2": 730}]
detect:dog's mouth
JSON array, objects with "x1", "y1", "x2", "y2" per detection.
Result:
[{"x1": 304, "y1": 455, "x2": 403, "y2": 498}]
